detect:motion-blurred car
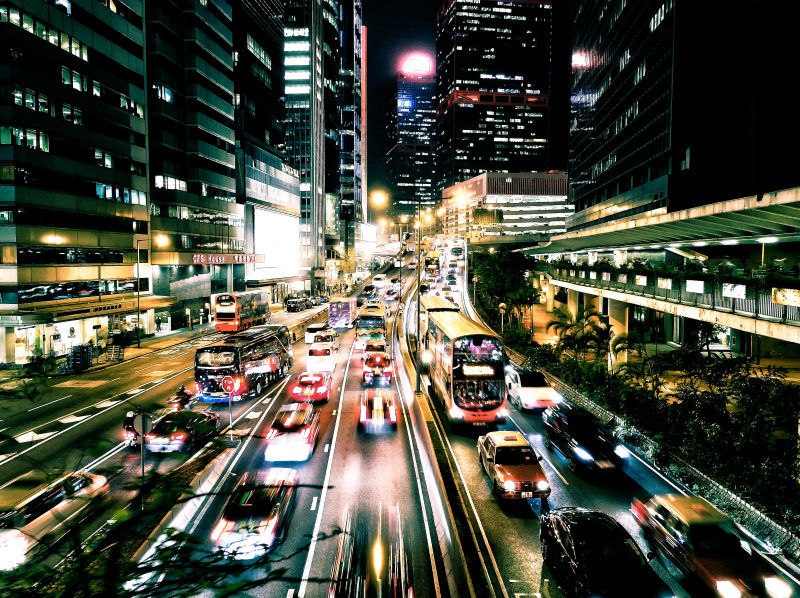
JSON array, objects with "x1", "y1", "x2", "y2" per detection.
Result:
[
  {"x1": 446, "y1": 273, "x2": 457, "y2": 285},
  {"x1": 384, "y1": 288, "x2": 400, "y2": 301},
  {"x1": 372, "y1": 274, "x2": 387, "y2": 288},
  {"x1": 313, "y1": 331, "x2": 340, "y2": 351},
  {"x1": 307, "y1": 342, "x2": 337, "y2": 373},
  {"x1": 505, "y1": 368, "x2": 563, "y2": 411},
  {"x1": 265, "y1": 403, "x2": 320, "y2": 461},
  {"x1": 305, "y1": 322, "x2": 331, "y2": 344},
  {"x1": 211, "y1": 468, "x2": 297, "y2": 560},
  {"x1": 540, "y1": 507, "x2": 675, "y2": 598},
  {"x1": 0, "y1": 471, "x2": 109, "y2": 571},
  {"x1": 477, "y1": 431, "x2": 550, "y2": 503},
  {"x1": 328, "y1": 505, "x2": 413, "y2": 597},
  {"x1": 358, "y1": 389, "x2": 398, "y2": 432},
  {"x1": 407, "y1": 260, "x2": 417, "y2": 270},
  {"x1": 144, "y1": 409, "x2": 220, "y2": 453},
  {"x1": 632, "y1": 494, "x2": 792, "y2": 598},
  {"x1": 289, "y1": 371, "x2": 332, "y2": 403},
  {"x1": 542, "y1": 403, "x2": 627, "y2": 474},
  {"x1": 362, "y1": 352, "x2": 393, "y2": 386}
]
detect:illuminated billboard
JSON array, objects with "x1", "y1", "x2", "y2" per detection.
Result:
[{"x1": 250, "y1": 208, "x2": 300, "y2": 280}]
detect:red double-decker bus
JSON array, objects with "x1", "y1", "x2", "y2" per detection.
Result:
[{"x1": 213, "y1": 290, "x2": 271, "y2": 332}]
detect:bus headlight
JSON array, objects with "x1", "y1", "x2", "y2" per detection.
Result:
[{"x1": 449, "y1": 406, "x2": 463, "y2": 420}]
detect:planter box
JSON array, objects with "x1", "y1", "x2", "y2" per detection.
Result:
[
  {"x1": 657, "y1": 277, "x2": 672, "y2": 290},
  {"x1": 685, "y1": 279, "x2": 710, "y2": 294},
  {"x1": 635, "y1": 274, "x2": 648, "y2": 286},
  {"x1": 721, "y1": 283, "x2": 748, "y2": 300}
]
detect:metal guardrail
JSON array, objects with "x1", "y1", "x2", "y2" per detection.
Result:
[{"x1": 465, "y1": 257, "x2": 800, "y2": 567}]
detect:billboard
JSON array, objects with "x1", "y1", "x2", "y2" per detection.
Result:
[{"x1": 250, "y1": 208, "x2": 300, "y2": 280}]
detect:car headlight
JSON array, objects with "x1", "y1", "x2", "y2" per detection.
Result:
[
  {"x1": 614, "y1": 444, "x2": 630, "y2": 458},
  {"x1": 715, "y1": 580, "x2": 742, "y2": 598},
  {"x1": 574, "y1": 446, "x2": 594, "y2": 461},
  {"x1": 765, "y1": 576, "x2": 793, "y2": 598},
  {"x1": 553, "y1": 392, "x2": 563, "y2": 403},
  {"x1": 536, "y1": 480, "x2": 550, "y2": 491},
  {"x1": 503, "y1": 480, "x2": 517, "y2": 492}
]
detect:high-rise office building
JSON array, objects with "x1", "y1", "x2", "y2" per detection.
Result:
[
  {"x1": 435, "y1": 0, "x2": 556, "y2": 194},
  {"x1": 146, "y1": 0, "x2": 245, "y2": 326},
  {"x1": 337, "y1": 0, "x2": 364, "y2": 265},
  {"x1": 568, "y1": 1, "x2": 800, "y2": 232},
  {"x1": 232, "y1": 0, "x2": 302, "y2": 303},
  {"x1": 385, "y1": 52, "x2": 436, "y2": 219},
  {"x1": 284, "y1": 0, "x2": 325, "y2": 291},
  {"x1": 0, "y1": 1, "x2": 166, "y2": 364},
  {"x1": 322, "y1": 0, "x2": 340, "y2": 254}
]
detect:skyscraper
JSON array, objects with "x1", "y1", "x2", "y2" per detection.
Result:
[
  {"x1": 146, "y1": 0, "x2": 243, "y2": 325},
  {"x1": 568, "y1": 1, "x2": 800, "y2": 231},
  {"x1": 0, "y1": 1, "x2": 163, "y2": 364},
  {"x1": 385, "y1": 52, "x2": 436, "y2": 219},
  {"x1": 284, "y1": 0, "x2": 326, "y2": 291},
  {"x1": 435, "y1": 0, "x2": 557, "y2": 194}
]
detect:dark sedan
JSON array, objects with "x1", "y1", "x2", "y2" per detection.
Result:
[
  {"x1": 540, "y1": 508, "x2": 675, "y2": 598},
  {"x1": 542, "y1": 403, "x2": 629, "y2": 474},
  {"x1": 144, "y1": 410, "x2": 220, "y2": 453}
]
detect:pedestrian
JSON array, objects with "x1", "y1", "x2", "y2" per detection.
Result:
[{"x1": 155, "y1": 316, "x2": 162, "y2": 332}]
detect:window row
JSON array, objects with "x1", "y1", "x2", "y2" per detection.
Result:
[
  {"x1": 247, "y1": 34, "x2": 272, "y2": 69},
  {"x1": 150, "y1": 204, "x2": 242, "y2": 228},
  {"x1": 17, "y1": 246, "x2": 147, "y2": 265},
  {"x1": 179, "y1": 235, "x2": 244, "y2": 251},
  {"x1": 95, "y1": 183, "x2": 147, "y2": 205},
  {"x1": 154, "y1": 175, "x2": 187, "y2": 191},
  {"x1": 17, "y1": 278, "x2": 149, "y2": 304},
  {"x1": 1, "y1": 5, "x2": 89, "y2": 61},
  {"x1": 0, "y1": 126, "x2": 50, "y2": 152},
  {"x1": 61, "y1": 66, "x2": 144, "y2": 119}
]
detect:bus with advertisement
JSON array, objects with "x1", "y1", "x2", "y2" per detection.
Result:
[
  {"x1": 212, "y1": 290, "x2": 272, "y2": 332},
  {"x1": 194, "y1": 325, "x2": 292, "y2": 402},
  {"x1": 423, "y1": 308, "x2": 508, "y2": 427}
]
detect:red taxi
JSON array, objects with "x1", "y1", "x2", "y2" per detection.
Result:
[
  {"x1": 362, "y1": 352, "x2": 393, "y2": 387},
  {"x1": 289, "y1": 372, "x2": 332, "y2": 404}
]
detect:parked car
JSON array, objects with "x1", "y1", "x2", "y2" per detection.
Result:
[
  {"x1": 477, "y1": 430, "x2": 550, "y2": 504},
  {"x1": 211, "y1": 468, "x2": 297, "y2": 560},
  {"x1": 144, "y1": 410, "x2": 220, "y2": 453},
  {"x1": 505, "y1": 368, "x2": 563, "y2": 411},
  {"x1": 540, "y1": 507, "x2": 675, "y2": 598},
  {"x1": 0, "y1": 471, "x2": 109, "y2": 570},
  {"x1": 541, "y1": 402, "x2": 627, "y2": 474},
  {"x1": 286, "y1": 297, "x2": 309, "y2": 312},
  {"x1": 632, "y1": 494, "x2": 792, "y2": 598}
]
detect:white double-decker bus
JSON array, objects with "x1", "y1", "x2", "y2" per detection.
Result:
[{"x1": 423, "y1": 302, "x2": 508, "y2": 427}]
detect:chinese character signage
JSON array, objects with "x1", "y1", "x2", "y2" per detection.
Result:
[{"x1": 192, "y1": 254, "x2": 263, "y2": 265}]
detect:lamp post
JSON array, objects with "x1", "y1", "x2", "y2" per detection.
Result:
[{"x1": 135, "y1": 238, "x2": 145, "y2": 348}]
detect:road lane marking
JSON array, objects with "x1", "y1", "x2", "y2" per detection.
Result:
[
  {"x1": 287, "y1": 590, "x2": 295, "y2": 598},
  {"x1": 14, "y1": 430, "x2": 58, "y2": 443},
  {"x1": 53, "y1": 380, "x2": 108, "y2": 388},
  {"x1": 310, "y1": 496, "x2": 318, "y2": 511},
  {"x1": 298, "y1": 342, "x2": 354, "y2": 598},
  {"x1": 109, "y1": 377, "x2": 121, "y2": 382},
  {"x1": 324, "y1": 443, "x2": 329, "y2": 453},
  {"x1": 58, "y1": 414, "x2": 91, "y2": 424},
  {"x1": 28, "y1": 394, "x2": 73, "y2": 411},
  {"x1": 331, "y1": 409, "x2": 337, "y2": 415}
]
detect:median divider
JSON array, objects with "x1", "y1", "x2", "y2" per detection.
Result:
[
  {"x1": 130, "y1": 446, "x2": 236, "y2": 564},
  {"x1": 393, "y1": 282, "x2": 477, "y2": 598}
]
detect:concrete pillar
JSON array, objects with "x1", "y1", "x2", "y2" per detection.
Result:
[
  {"x1": 567, "y1": 288, "x2": 579, "y2": 317},
  {"x1": 608, "y1": 299, "x2": 629, "y2": 371},
  {"x1": 584, "y1": 294, "x2": 600, "y2": 311},
  {"x1": 1, "y1": 327, "x2": 15, "y2": 365},
  {"x1": 545, "y1": 282, "x2": 554, "y2": 313}
]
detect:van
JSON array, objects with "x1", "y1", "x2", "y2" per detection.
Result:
[{"x1": 305, "y1": 323, "x2": 331, "y2": 344}]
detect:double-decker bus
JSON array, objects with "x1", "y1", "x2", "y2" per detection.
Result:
[
  {"x1": 354, "y1": 304, "x2": 387, "y2": 349},
  {"x1": 424, "y1": 308, "x2": 507, "y2": 427},
  {"x1": 425, "y1": 250, "x2": 442, "y2": 279},
  {"x1": 212, "y1": 290, "x2": 271, "y2": 332},
  {"x1": 194, "y1": 325, "x2": 292, "y2": 402}
]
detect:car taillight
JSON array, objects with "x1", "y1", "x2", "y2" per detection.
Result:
[
  {"x1": 389, "y1": 405, "x2": 397, "y2": 423},
  {"x1": 170, "y1": 432, "x2": 187, "y2": 441},
  {"x1": 211, "y1": 518, "x2": 235, "y2": 541},
  {"x1": 360, "y1": 404, "x2": 367, "y2": 423},
  {"x1": 266, "y1": 429, "x2": 278, "y2": 440},
  {"x1": 144, "y1": 433, "x2": 155, "y2": 440}
]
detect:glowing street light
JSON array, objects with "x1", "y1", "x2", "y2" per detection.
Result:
[{"x1": 370, "y1": 190, "x2": 389, "y2": 208}]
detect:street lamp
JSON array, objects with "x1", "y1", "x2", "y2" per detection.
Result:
[{"x1": 136, "y1": 238, "x2": 145, "y2": 348}]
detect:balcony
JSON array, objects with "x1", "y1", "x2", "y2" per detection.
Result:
[{"x1": 543, "y1": 259, "x2": 800, "y2": 328}]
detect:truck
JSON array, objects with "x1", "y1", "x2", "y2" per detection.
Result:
[{"x1": 329, "y1": 297, "x2": 357, "y2": 329}]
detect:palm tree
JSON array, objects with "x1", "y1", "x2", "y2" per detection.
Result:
[{"x1": 546, "y1": 304, "x2": 605, "y2": 362}]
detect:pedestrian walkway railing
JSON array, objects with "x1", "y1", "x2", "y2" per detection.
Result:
[{"x1": 542, "y1": 264, "x2": 800, "y2": 328}]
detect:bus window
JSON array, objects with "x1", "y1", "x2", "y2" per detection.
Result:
[
  {"x1": 310, "y1": 348, "x2": 332, "y2": 356},
  {"x1": 454, "y1": 336, "x2": 503, "y2": 363},
  {"x1": 453, "y1": 379, "x2": 503, "y2": 407},
  {"x1": 196, "y1": 350, "x2": 236, "y2": 367}
]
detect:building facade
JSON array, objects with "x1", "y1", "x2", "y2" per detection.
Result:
[
  {"x1": 568, "y1": 1, "x2": 800, "y2": 232},
  {"x1": 442, "y1": 172, "x2": 572, "y2": 239},
  {"x1": 435, "y1": 0, "x2": 557, "y2": 193},
  {"x1": 146, "y1": 0, "x2": 246, "y2": 328},
  {"x1": 0, "y1": 0, "x2": 169, "y2": 364},
  {"x1": 385, "y1": 53, "x2": 436, "y2": 220}
]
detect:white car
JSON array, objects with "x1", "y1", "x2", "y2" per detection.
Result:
[
  {"x1": 313, "y1": 331, "x2": 339, "y2": 351},
  {"x1": 306, "y1": 342, "x2": 336, "y2": 373},
  {"x1": 505, "y1": 368, "x2": 563, "y2": 411},
  {"x1": 304, "y1": 323, "x2": 330, "y2": 344},
  {"x1": 372, "y1": 274, "x2": 387, "y2": 288}
]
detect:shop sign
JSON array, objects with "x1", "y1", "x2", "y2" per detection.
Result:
[
  {"x1": 192, "y1": 254, "x2": 263, "y2": 265},
  {"x1": 772, "y1": 287, "x2": 800, "y2": 307},
  {"x1": 722, "y1": 283, "x2": 747, "y2": 299},
  {"x1": 635, "y1": 275, "x2": 647, "y2": 286},
  {"x1": 657, "y1": 277, "x2": 672, "y2": 290}
]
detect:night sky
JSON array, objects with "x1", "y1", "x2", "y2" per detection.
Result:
[{"x1": 363, "y1": 0, "x2": 441, "y2": 193}]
